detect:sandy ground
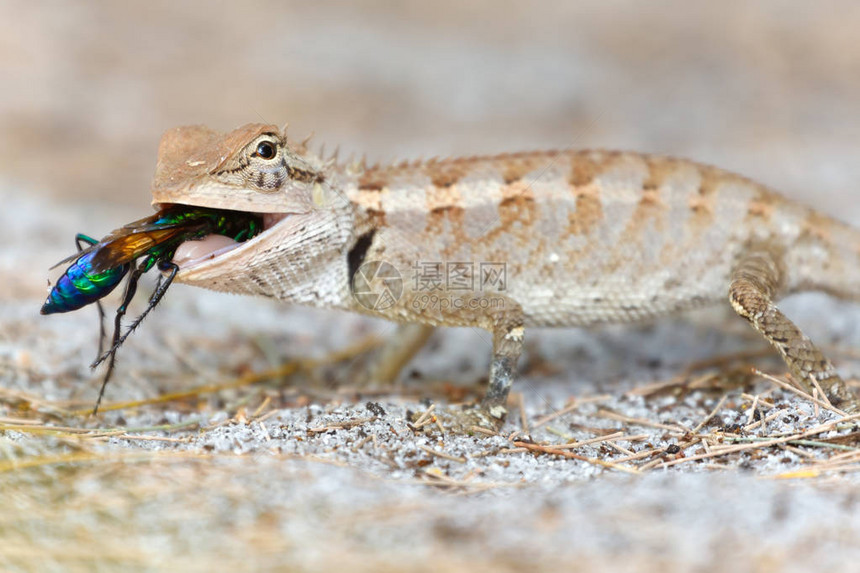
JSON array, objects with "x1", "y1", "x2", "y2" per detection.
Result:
[{"x1": 3, "y1": 2, "x2": 860, "y2": 571}]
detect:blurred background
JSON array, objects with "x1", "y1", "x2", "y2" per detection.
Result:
[
  {"x1": 3, "y1": 1, "x2": 860, "y2": 214},
  {"x1": 2, "y1": 2, "x2": 860, "y2": 571}
]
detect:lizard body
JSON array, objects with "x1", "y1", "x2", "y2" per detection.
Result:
[{"x1": 151, "y1": 123, "x2": 860, "y2": 421}]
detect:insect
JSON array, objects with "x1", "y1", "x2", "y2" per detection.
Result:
[{"x1": 41, "y1": 206, "x2": 263, "y2": 413}]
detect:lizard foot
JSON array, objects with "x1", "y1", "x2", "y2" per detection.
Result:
[
  {"x1": 461, "y1": 404, "x2": 508, "y2": 432},
  {"x1": 409, "y1": 403, "x2": 507, "y2": 434}
]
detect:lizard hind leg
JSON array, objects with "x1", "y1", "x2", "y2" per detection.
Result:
[{"x1": 729, "y1": 251, "x2": 859, "y2": 412}]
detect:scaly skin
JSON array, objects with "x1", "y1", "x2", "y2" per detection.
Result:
[{"x1": 150, "y1": 123, "x2": 860, "y2": 422}]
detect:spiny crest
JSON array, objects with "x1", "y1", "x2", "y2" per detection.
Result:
[{"x1": 292, "y1": 131, "x2": 313, "y2": 155}]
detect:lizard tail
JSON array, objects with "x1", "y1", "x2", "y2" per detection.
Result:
[{"x1": 784, "y1": 210, "x2": 860, "y2": 302}]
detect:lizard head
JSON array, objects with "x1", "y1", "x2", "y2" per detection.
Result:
[
  {"x1": 150, "y1": 123, "x2": 355, "y2": 300},
  {"x1": 151, "y1": 123, "x2": 325, "y2": 213}
]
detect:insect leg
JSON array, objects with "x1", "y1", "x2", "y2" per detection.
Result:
[
  {"x1": 92, "y1": 260, "x2": 179, "y2": 369},
  {"x1": 91, "y1": 262, "x2": 145, "y2": 415},
  {"x1": 75, "y1": 234, "x2": 108, "y2": 358}
]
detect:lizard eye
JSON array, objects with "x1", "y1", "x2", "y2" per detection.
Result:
[{"x1": 254, "y1": 140, "x2": 277, "y2": 160}]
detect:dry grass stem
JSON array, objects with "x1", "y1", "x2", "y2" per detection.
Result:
[
  {"x1": 530, "y1": 395, "x2": 612, "y2": 429},
  {"x1": 691, "y1": 395, "x2": 728, "y2": 434},
  {"x1": 754, "y1": 370, "x2": 847, "y2": 416},
  {"x1": 308, "y1": 417, "x2": 374, "y2": 433},
  {"x1": 595, "y1": 410, "x2": 687, "y2": 432},
  {"x1": 417, "y1": 444, "x2": 466, "y2": 463},
  {"x1": 513, "y1": 441, "x2": 640, "y2": 475},
  {"x1": 412, "y1": 403, "x2": 436, "y2": 426}
]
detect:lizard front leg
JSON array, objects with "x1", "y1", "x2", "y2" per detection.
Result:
[
  {"x1": 479, "y1": 312, "x2": 525, "y2": 424},
  {"x1": 372, "y1": 313, "x2": 525, "y2": 428},
  {"x1": 729, "y1": 252, "x2": 859, "y2": 412}
]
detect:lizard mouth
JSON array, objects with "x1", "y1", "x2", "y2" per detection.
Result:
[{"x1": 170, "y1": 210, "x2": 288, "y2": 270}]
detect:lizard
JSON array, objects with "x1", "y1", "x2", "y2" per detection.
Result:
[{"x1": 150, "y1": 122, "x2": 860, "y2": 425}]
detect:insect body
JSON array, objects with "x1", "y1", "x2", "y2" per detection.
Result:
[
  {"x1": 41, "y1": 206, "x2": 263, "y2": 413},
  {"x1": 40, "y1": 233, "x2": 129, "y2": 315}
]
